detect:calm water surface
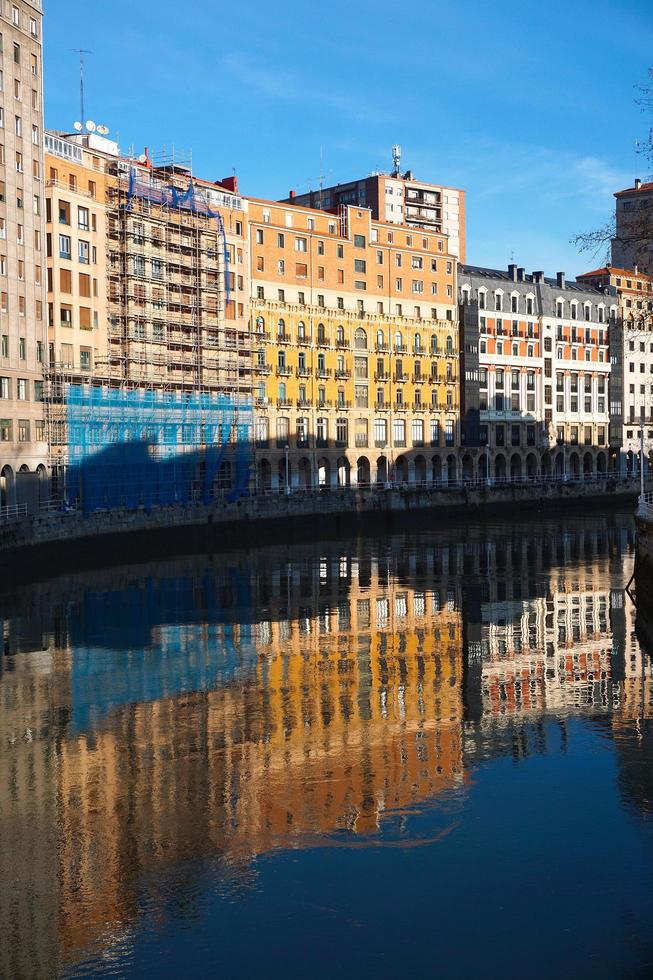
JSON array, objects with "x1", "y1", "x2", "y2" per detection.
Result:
[{"x1": 1, "y1": 506, "x2": 653, "y2": 979}]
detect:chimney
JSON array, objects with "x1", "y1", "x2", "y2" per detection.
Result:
[
  {"x1": 533, "y1": 271, "x2": 544, "y2": 284},
  {"x1": 517, "y1": 267, "x2": 525, "y2": 282},
  {"x1": 220, "y1": 175, "x2": 238, "y2": 194},
  {"x1": 289, "y1": 189, "x2": 296, "y2": 200},
  {"x1": 635, "y1": 263, "x2": 639, "y2": 275},
  {"x1": 635, "y1": 178, "x2": 642, "y2": 190},
  {"x1": 508, "y1": 263, "x2": 517, "y2": 281},
  {"x1": 556, "y1": 271, "x2": 565, "y2": 288}
]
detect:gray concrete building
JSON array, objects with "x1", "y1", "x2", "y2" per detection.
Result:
[{"x1": 0, "y1": 0, "x2": 48, "y2": 508}]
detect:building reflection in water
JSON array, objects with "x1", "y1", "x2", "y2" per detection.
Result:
[{"x1": 0, "y1": 512, "x2": 650, "y2": 977}]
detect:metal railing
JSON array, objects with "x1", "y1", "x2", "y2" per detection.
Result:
[
  {"x1": 0, "y1": 503, "x2": 28, "y2": 524},
  {"x1": 638, "y1": 491, "x2": 653, "y2": 521}
]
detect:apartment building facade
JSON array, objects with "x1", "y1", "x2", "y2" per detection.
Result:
[
  {"x1": 612, "y1": 179, "x2": 653, "y2": 275},
  {"x1": 247, "y1": 197, "x2": 460, "y2": 490},
  {"x1": 286, "y1": 161, "x2": 466, "y2": 261},
  {"x1": 577, "y1": 264, "x2": 653, "y2": 474},
  {"x1": 45, "y1": 132, "x2": 111, "y2": 382},
  {"x1": 0, "y1": 0, "x2": 47, "y2": 505},
  {"x1": 458, "y1": 264, "x2": 616, "y2": 480}
]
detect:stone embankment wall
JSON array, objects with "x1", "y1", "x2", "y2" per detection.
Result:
[{"x1": 0, "y1": 478, "x2": 643, "y2": 568}]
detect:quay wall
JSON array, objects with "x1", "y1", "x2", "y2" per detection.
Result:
[{"x1": 0, "y1": 478, "x2": 644, "y2": 577}]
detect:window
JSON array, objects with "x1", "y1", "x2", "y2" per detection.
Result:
[
  {"x1": 1, "y1": 336, "x2": 7, "y2": 358},
  {"x1": 16, "y1": 379, "x2": 27, "y2": 400},
  {"x1": 354, "y1": 258, "x2": 366, "y2": 273},
  {"x1": 0, "y1": 418, "x2": 11, "y2": 442},
  {"x1": 0, "y1": 377, "x2": 9, "y2": 398},
  {"x1": 78, "y1": 206, "x2": 90, "y2": 230},
  {"x1": 295, "y1": 237, "x2": 307, "y2": 252},
  {"x1": 336, "y1": 418, "x2": 348, "y2": 445},
  {"x1": 393, "y1": 418, "x2": 406, "y2": 447},
  {"x1": 59, "y1": 235, "x2": 71, "y2": 260},
  {"x1": 354, "y1": 327, "x2": 367, "y2": 350},
  {"x1": 256, "y1": 229, "x2": 263, "y2": 244},
  {"x1": 354, "y1": 234, "x2": 365, "y2": 248},
  {"x1": 412, "y1": 419, "x2": 424, "y2": 447},
  {"x1": 78, "y1": 240, "x2": 90, "y2": 264}
]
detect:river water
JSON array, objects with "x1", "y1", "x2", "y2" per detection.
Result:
[{"x1": 1, "y1": 506, "x2": 652, "y2": 979}]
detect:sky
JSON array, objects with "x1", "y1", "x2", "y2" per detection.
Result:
[{"x1": 43, "y1": 0, "x2": 653, "y2": 276}]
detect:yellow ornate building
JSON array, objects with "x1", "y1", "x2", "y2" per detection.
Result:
[{"x1": 247, "y1": 198, "x2": 460, "y2": 489}]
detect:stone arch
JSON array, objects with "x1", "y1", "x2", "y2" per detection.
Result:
[
  {"x1": 462, "y1": 453, "x2": 474, "y2": 482},
  {"x1": 583, "y1": 451, "x2": 594, "y2": 479},
  {"x1": 478, "y1": 453, "x2": 489, "y2": 481},
  {"x1": 337, "y1": 456, "x2": 350, "y2": 488},
  {"x1": 1, "y1": 464, "x2": 14, "y2": 508},
  {"x1": 18, "y1": 463, "x2": 29, "y2": 473},
  {"x1": 376, "y1": 455, "x2": 388, "y2": 485},
  {"x1": 596, "y1": 451, "x2": 607, "y2": 475},
  {"x1": 510, "y1": 453, "x2": 522, "y2": 480},
  {"x1": 395, "y1": 455, "x2": 408, "y2": 484},
  {"x1": 414, "y1": 454, "x2": 427, "y2": 484},
  {"x1": 569, "y1": 451, "x2": 580, "y2": 479},
  {"x1": 446, "y1": 454, "x2": 457, "y2": 483},
  {"x1": 317, "y1": 457, "x2": 331, "y2": 487},
  {"x1": 555, "y1": 450, "x2": 564, "y2": 477},
  {"x1": 258, "y1": 458, "x2": 272, "y2": 491},
  {"x1": 357, "y1": 456, "x2": 370, "y2": 486},
  {"x1": 495, "y1": 454, "x2": 506, "y2": 480},
  {"x1": 525, "y1": 452, "x2": 538, "y2": 479},
  {"x1": 626, "y1": 450, "x2": 635, "y2": 476},
  {"x1": 432, "y1": 454, "x2": 442, "y2": 484},
  {"x1": 298, "y1": 456, "x2": 312, "y2": 488},
  {"x1": 542, "y1": 452, "x2": 552, "y2": 478}
]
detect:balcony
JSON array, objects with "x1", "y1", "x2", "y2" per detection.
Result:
[
  {"x1": 374, "y1": 371, "x2": 390, "y2": 381},
  {"x1": 412, "y1": 374, "x2": 425, "y2": 384},
  {"x1": 276, "y1": 366, "x2": 292, "y2": 377},
  {"x1": 354, "y1": 436, "x2": 369, "y2": 448},
  {"x1": 276, "y1": 399, "x2": 292, "y2": 408},
  {"x1": 394, "y1": 402, "x2": 407, "y2": 411},
  {"x1": 374, "y1": 439, "x2": 387, "y2": 448},
  {"x1": 335, "y1": 369, "x2": 351, "y2": 379},
  {"x1": 317, "y1": 335, "x2": 330, "y2": 347},
  {"x1": 296, "y1": 367, "x2": 310, "y2": 377},
  {"x1": 336, "y1": 338, "x2": 349, "y2": 349},
  {"x1": 394, "y1": 372, "x2": 408, "y2": 383},
  {"x1": 375, "y1": 401, "x2": 390, "y2": 410},
  {"x1": 316, "y1": 367, "x2": 332, "y2": 379},
  {"x1": 276, "y1": 333, "x2": 292, "y2": 344},
  {"x1": 296, "y1": 399, "x2": 310, "y2": 408},
  {"x1": 394, "y1": 343, "x2": 407, "y2": 354},
  {"x1": 254, "y1": 363, "x2": 272, "y2": 375},
  {"x1": 253, "y1": 330, "x2": 270, "y2": 341}
]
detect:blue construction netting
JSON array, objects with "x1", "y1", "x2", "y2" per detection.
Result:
[
  {"x1": 127, "y1": 167, "x2": 232, "y2": 301},
  {"x1": 66, "y1": 385, "x2": 253, "y2": 513}
]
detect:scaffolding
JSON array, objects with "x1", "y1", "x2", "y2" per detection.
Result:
[
  {"x1": 44, "y1": 146, "x2": 254, "y2": 508},
  {"x1": 65, "y1": 384, "x2": 252, "y2": 513}
]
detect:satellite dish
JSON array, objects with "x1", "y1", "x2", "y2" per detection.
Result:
[
  {"x1": 97, "y1": 124, "x2": 109, "y2": 136},
  {"x1": 138, "y1": 154, "x2": 147, "y2": 164},
  {"x1": 85, "y1": 119, "x2": 96, "y2": 132},
  {"x1": 73, "y1": 121, "x2": 83, "y2": 132}
]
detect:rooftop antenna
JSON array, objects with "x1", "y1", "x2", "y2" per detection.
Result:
[
  {"x1": 318, "y1": 146, "x2": 325, "y2": 210},
  {"x1": 72, "y1": 48, "x2": 92, "y2": 126},
  {"x1": 392, "y1": 144, "x2": 401, "y2": 176}
]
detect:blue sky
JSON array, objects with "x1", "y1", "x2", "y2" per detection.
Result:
[{"x1": 43, "y1": 0, "x2": 653, "y2": 275}]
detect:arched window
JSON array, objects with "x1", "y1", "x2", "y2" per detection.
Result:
[
  {"x1": 376, "y1": 329, "x2": 385, "y2": 349},
  {"x1": 414, "y1": 331, "x2": 422, "y2": 352},
  {"x1": 317, "y1": 322, "x2": 326, "y2": 343},
  {"x1": 430, "y1": 334, "x2": 438, "y2": 354},
  {"x1": 277, "y1": 318, "x2": 286, "y2": 339},
  {"x1": 297, "y1": 320, "x2": 306, "y2": 340},
  {"x1": 354, "y1": 327, "x2": 367, "y2": 349},
  {"x1": 394, "y1": 330, "x2": 403, "y2": 351},
  {"x1": 256, "y1": 315, "x2": 265, "y2": 334},
  {"x1": 446, "y1": 335, "x2": 453, "y2": 354},
  {"x1": 336, "y1": 325, "x2": 345, "y2": 345}
]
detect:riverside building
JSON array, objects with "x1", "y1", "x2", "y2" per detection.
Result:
[
  {"x1": 247, "y1": 196, "x2": 460, "y2": 490},
  {"x1": 458, "y1": 264, "x2": 617, "y2": 481},
  {"x1": 0, "y1": 0, "x2": 47, "y2": 506},
  {"x1": 577, "y1": 265, "x2": 653, "y2": 475},
  {"x1": 285, "y1": 149, "x2": 466, "y2": 261}
]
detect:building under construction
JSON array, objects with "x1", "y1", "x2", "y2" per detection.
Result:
[{"x1": 44, "y1": 135, "x2": 254, "y2": 509}]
